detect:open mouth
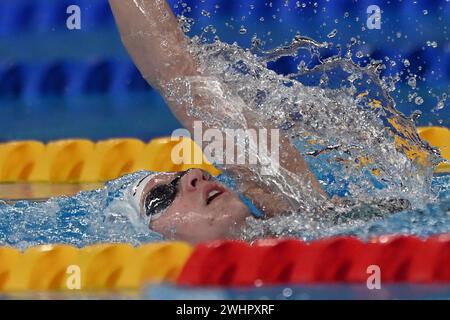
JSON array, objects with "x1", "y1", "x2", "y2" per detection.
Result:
[{"x1": 206, "y1": 187, "x2": 226, "y2": 205}]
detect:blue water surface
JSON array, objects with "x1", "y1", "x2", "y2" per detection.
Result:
[{"x1": 0, "y1": 173, "x2": 448, "y2": 249}]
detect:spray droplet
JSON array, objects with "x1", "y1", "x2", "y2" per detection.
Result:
[
  {"x1": 283, "y1": 287, "x2": 293, "y2": 297},
  {"x1": 356, "y1": 51, "x2": 364, "y2": 58},
  {"x1": 422, "y1": 9, "x2": 428, "y2": 15},
  {"x1": 426, "y1": 40, "x2": 438, "y2": 48},
  {"x1": 407, "y1": 77, "x2": 417, "y2": 88},
  {"x1": 239, "y1": 26, "x2": 247, "y2": 34},
  {"x1": 403, "y1": 59, "x2": 410, "y2": 67},
  {"x1": 410, "y1": 109, "x2": 422, "y2": 121},
  {"x1": 251, "y1": 34, "x2": 262, "y2": 48},
  {"x1": 435, "y1": 100, "x2": 445, "y2": 111},
  {"x1": 320, "y1": 74, "x2": 329, "y2": 85},
  {"x1": 327, "y1": 29, "x2": 338, "y2": 38},
  {"x1": 415, "y1": 96, "x2": 424, "y2": 105},
  {"x1": 201, "y1": 10, "x2": 211, "y2": 17}
]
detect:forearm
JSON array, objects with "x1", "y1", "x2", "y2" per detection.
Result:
[
  {"x1": 240, "y1": 114, "x2": 328, "y2": 200},
  {"x1": 109, "y1": 0, "x2": 244, "y2": 130},
  {"x1": 237, "y1": 169, "x2": 327, "y2": 217},
  {"x1": 223, "y1": 150, "x2": 327, "y2": 218},
  {"x1": 109, "y1": 0, "x2": 199, "y2": 87}
]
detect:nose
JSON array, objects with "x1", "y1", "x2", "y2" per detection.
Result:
[{"x1": 181, "y1": 168, "x2": 211, "y2": 192}]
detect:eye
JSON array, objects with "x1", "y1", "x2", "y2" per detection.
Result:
[{"x1": 144, "y1": 184, "x2": 176, "y2": 216}]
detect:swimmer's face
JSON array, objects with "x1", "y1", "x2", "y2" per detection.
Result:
[{"x1": 138, "y1": 169, "x2": 250, "y2": 244}]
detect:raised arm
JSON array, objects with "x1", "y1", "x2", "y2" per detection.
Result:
[
  {"x1": 109, "y1": 0, "x2": 328, "y2": 211},
  {"x1": 109, "y1": 0, "x2": 249, "y2": 132},
  {"x1": 108, "y1": 0, "x2": 199, "y2": 88}
]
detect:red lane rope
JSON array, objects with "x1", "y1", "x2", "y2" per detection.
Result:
[{"x1": 177, "y1": 235, "x2": 450, "y2": 286}]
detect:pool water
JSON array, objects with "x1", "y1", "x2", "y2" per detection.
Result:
[
  {"x1": 0, "y1": 173, "x2": 448, "y2": 249},
  {"x1": 326, "y1": 174, "x2": 450, "y2": 239},
  {"x1": 144, "y1": 283, "x2": 450, "y2": 300}
]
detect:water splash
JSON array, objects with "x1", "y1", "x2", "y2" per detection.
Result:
[
  {"x1": 0, "y1": 172, "x2": 162, "y2": 250},
  {"x1": 165, "y1": 35, "x2": 444, "y2": 239}
]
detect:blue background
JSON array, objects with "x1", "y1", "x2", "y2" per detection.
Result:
[{"x1": 0, "y1": 0, "x2": 448, "y2": 142}]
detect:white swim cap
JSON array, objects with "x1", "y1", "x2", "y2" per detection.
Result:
[{"x1": 126, "y1": 171, "x2": 162, "y2": 224}]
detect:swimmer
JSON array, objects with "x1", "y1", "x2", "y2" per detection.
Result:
[{"x1": 109, "y1": 1, "x2": 410, "y2": 244}]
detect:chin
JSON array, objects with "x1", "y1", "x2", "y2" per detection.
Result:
[{"x1": 218, "y1": 200, "x2": 250, "y2": 221}]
